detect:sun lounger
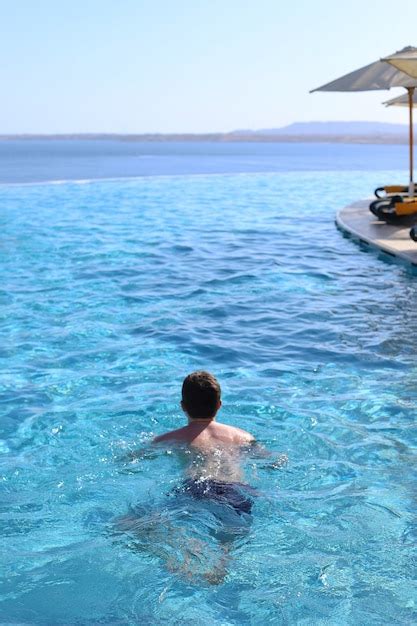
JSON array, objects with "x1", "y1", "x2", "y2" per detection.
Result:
[
  {"x1": 369, "y1": 195, "x2": 417, "y2": 224},
  {"x1": 374, "y1": 185, "x2": 415, "y2": 199}
]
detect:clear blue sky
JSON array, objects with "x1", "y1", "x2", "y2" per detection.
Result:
[{"x1": 1, "y1": 0, "x2": 417, "y2": 133}]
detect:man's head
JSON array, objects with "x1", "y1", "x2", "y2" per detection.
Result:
[{"x1": 181, "y1": 371, "x2": 221, "y2": 420}]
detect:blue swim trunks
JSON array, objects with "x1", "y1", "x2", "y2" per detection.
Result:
[{"x1": 176, "y1": 478, "x2": 256, "y2": 515}]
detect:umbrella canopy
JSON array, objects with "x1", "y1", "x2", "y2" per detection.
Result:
[
  {"x1": 383, "y1": 47, "x2": 417, "y2": 80},
  {"x1": 383, "y1": 92, "x2": 417, "y2": 107},
  {"x1": 310, "y1": 47, "x2": 417, "y2": 92},
  {"x1": 311, "y1": 47, "x2": 417, "y2": 187}
]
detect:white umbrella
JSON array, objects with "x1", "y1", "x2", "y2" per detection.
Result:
[
  {"x1": 311, "y1": 47, "x2": 417, "y2": 189},
  {"x1": 383, "y1": 92, "x2": 417, "y2": 106},
  {"x1": 383, "y1": 47, "x2": 417, "y2": 79}
]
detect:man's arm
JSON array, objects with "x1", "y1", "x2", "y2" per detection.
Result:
[
  {"x1": 245, "y1": 440, "x2": 288, "y2": 468},
  {"x1": 118, "y1": 445, "x2": 158, "y2": 463}
]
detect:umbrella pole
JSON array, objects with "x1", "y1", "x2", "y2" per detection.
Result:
[{"x1": 408, "y1": 87, "x2": 415, "y2": 191}]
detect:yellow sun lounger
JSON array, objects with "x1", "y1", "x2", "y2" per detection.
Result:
[
  {"x1": 374, "y1": 185, "x2": 415, "y2": 199},
  {"x1": 369, "y1": 195, "x2": 417, "y2": 223},
  {"x1": 394, "y1": 198, "x2": 417, "y2": 215}
]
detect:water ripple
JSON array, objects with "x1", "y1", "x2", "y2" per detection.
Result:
[{"x1": 1, "y1": 171, "x2": 416, "y2": 624}]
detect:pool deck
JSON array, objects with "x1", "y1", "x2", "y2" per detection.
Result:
[{"x1": 336, "y1": 199, "x2": 417, "y2": 267}]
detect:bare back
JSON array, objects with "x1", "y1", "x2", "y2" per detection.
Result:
[
  {"x1": 153, "y1": 421, "x2": 255, "y2": 482},
  {"x1": 153, "y1": 421, "x2": 254, "y2": 448}
]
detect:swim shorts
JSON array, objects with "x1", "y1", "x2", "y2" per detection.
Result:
[{"x1": 176, "y1": 478, "x2": 256, "y2": 515}]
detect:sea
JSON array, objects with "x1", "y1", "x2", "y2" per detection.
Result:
[{"x1": 1, "y1": 140, "x2": 416, "y2": 625}]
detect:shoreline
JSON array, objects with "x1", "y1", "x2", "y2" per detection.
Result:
[{"x1": 0, "y1": 133, "x2": 410, "y2": 145}]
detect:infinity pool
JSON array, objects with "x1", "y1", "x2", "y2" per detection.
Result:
[{"x1": 1, "y1": 171, "x2": 416, "y2": 624}]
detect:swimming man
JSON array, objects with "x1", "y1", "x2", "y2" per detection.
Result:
[
  {"x1": 118, "y1": 371, "x2": 283, "y2": 584},
  {"x1": 153, "y1": 370, "x2": 256, "y2": 515}
]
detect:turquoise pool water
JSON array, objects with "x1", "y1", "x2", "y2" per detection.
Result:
[{"x1": 1, "y1": 170, "x2": 416, "y2": 624}]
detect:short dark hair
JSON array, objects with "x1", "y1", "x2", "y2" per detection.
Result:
[{"x1": 181, "y1": 371, "x2": 221, "y2": 419}]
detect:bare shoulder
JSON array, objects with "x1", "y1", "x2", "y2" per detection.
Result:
[
  {"x1": 153, "y1": 426, "x2": 188, "y2": 444},
  {"x1": 219, "y1": 423, "x2": 255, "y2": 444},
  {"x1": 235, "y1": 427, "x2": 256, "y2": 443}
]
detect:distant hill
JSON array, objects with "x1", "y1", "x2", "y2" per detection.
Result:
[
  {"x1": 232, "y1": 121, "x2": 408, "y2": 136},
  {"x1": 0, "y1": 121, "x2": 410, "y2": 144}
]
